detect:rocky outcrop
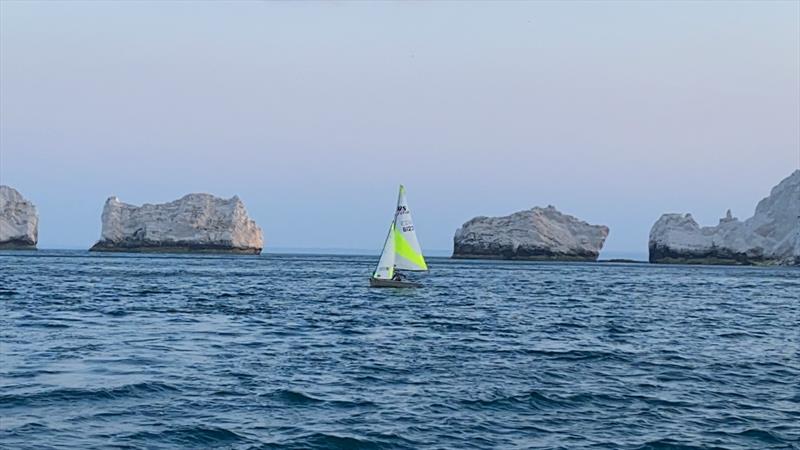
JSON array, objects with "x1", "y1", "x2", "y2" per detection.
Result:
[
  {"x1": 0, "y1": 185, "x2": 38, "y2": 250},
  {"x1": 90, "y1": 193, "x2": 263, "y2": 254},
  {"x1": 452, "y1": 205, "x2": 609, "y2": 261},
  {"x1": 649, "y1": 170, "x2": 800, "y2": 265}
]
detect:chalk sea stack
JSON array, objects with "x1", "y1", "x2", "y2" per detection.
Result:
[
  {"x1": 452, "y1": 205, "x2": 609, "y2": 261},
  {"x1": 90, "y1": 193, "x2": 264, "y2": 254},
  {"x1": 0, "y1": 185, "x2": 39, "y2": 250},
  {"x1": 649, "y1": 170, "x2": 800, "y2": 265}
]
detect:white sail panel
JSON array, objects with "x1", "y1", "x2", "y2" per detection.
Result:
[
  {"x1": 372, "y1": 222, "x2": 396, "y2": 279},
  {"x1": 393, "y1": 185, "x2": 428, "y2": 271}
]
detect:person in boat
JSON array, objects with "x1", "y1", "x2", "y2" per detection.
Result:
[{"x1": 391, "y1": 268, "x2": 405, "y2": 282}]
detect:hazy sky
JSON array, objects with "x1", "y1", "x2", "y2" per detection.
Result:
[{"x1": 1, "y1": 1, "x2": 798, "y2": 256}]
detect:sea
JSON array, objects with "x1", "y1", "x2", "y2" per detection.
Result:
[{"x1": 1, "y1": 250, "x2": 798, "y2": 449}]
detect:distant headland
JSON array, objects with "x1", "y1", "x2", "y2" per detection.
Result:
[{"x1": 2, "y1": 171, "x2": 798, "y2": 266}]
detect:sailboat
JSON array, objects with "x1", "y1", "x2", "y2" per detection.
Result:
[{"x1": 369, "y1": 185, "x2": 428, "y2": 288}]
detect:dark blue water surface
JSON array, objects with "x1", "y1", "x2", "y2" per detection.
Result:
[{"x1": 1, "y1": 251, "x2": 798, "y2": 449}]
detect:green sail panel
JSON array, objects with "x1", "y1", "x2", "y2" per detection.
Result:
[
  {"x1": 392, "y1": 185, "x2": 428, "y2": 271},
  {"x1": 394, "y1": 226, "x2": 427, "y2": 270}
]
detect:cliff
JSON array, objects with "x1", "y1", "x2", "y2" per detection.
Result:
[
  {"x1": 649, "y1": 170, "x2": 800, "y2": 265},
  {"x1": 453, "y1": 205, "x2": 609, "y2": 261},
  {"x1": 0, "y1": 185, "x2": 38, "y2": 250},
  {"x1": 90, "y1": 193, "x2": 263, "y2": 254}
]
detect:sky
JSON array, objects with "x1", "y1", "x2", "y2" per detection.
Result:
[{"x1": 1, "y1": 1, "x2": 798, "y2": 257}]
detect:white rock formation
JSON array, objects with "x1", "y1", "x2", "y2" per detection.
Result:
[
  {"x1": 453, "y1": 205, "x2": 609, "y2": 261},
  {"x1": 90, "y1": 193, "x2": 263, "y2": 254},
  {"x1": 649, "y1": 170, "x2": 800, "y2": 265},
  {"x1": 0, "y1": 185, "x2": 38, "y2": 250}
]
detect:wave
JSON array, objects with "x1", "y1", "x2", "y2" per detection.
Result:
[
  {"x1": 269, "y1": 432, "x2": 408, "y2": 450},
  {"x1": 633, "y1": 438, "x2": 707, "y2": 449},
  {"x1": 1, "y1": 421, "x2": 49, "y2": 434},
  {"x1": 733, "y1": 428, "x2": 787, "y2": 444},
  {"x1": 261, "y1": 389, "x2": 326, "y2": 405},
  {"x1": 632, "y1": 428, "x2": 793, "y2": 448},
  {"x1": 16, "y1": 322, "x2": 70, "y2": 329},
  {"x1": 459, "y1": 390, "x2": 697, "y2": 413},
  {"x1": 459, "y1": 390, "x2": 566, "y2": 411},
  {"x1": 130, "y1": 287, "x2": 175, "y2": 295},
  {"x1": 119, "y1": 425, "x2": 250, "y2": 447},
  {"x1": 0, "y1": 382, "x2": 178, "y2": 408},
  {"x1": 259, "y1": 389, "x2": 376, "y2": 409},
  {"x1": 522, "y1": 348, "x2": 630, "y2": 362}
]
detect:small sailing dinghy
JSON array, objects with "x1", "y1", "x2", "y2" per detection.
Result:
[{"x1": 370, "y1": 185, "x2": 428, "y2": 288}]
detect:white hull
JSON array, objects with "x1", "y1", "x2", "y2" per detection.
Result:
[{"x1": 369, "y1": 277, "x2": 422, "y2": 288}]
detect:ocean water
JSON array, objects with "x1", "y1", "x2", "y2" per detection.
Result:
[{"x1": 1, "y1": 251, "x2": 798, "y2": 450}]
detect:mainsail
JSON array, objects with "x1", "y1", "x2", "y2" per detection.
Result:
[
  {"x1": 372, "y1": 185, "x2": 428, "y2": 279},
  {"x1": 392, "y1": 185, "x2": 427, "y2": 271}
]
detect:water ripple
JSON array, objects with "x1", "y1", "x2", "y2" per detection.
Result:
[{"x1": 1, "y1": 250, "x2": 798, "y2": 449}]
